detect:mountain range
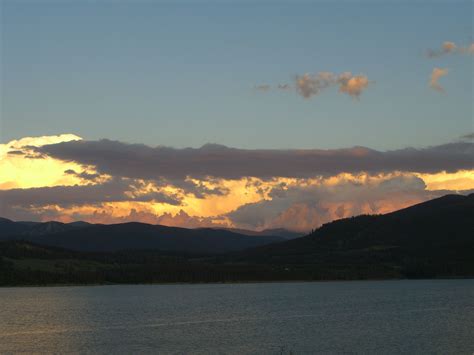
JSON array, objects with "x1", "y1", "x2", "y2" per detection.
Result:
[
  {"x1": 0, "y1": 193, "x2": 473, "y2": 285},
  {"x1": 0, "y1": 218, "x2": 294, "y2": 253}
]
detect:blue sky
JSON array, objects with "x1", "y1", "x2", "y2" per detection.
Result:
[{"x1": 2, "y1": 0, "x2": 472, "y2": 149}]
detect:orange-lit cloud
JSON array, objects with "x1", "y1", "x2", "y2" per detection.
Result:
[
  {"x1": 226, "y1": 173, "x2": 440, "y2": 231},
  {"x1": 1, "y1": 134, "x2": 473, "y2": 232},
  {"x1": 416, "y1": 170, "x2": 474, "y2": 191},
  {"x1": 429, "y1": 67, "x2": 448, "y2": 92},
  {"x1": 295, "y1": 72, "x2": 371, "y2": 99},
  {"x1": 427, "y1": 41, "x2": 474, "y2": 57},
  {"x1": 256, "y1": 71, "x2": 371, "y2": 99},
  {"x1": 337, "y1": 72, "x2": 370, "y2": 98},
  {"x1": 0, "y1": 134, "x2": 86, "y2": 189}
]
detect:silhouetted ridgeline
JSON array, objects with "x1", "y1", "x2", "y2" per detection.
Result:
[
  {"x1": 0, "y1": 220, "x2": 285, "y2": 253},
  {"x1": 0, "y1": 194, "x2": 473, "y2": 286}
]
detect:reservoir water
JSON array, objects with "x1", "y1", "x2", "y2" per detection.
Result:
[{"x1": 1, "y1": 280, "x2": 473, "y2": 354}]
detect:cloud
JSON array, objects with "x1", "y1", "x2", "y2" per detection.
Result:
[
  {"x1": 336, "y1": 72, "x2": 370, "y2": 98},
  {"x1": 45, "y1": 207, "x2": 227, "y2": 228},
  {"x1": 153, "y1": 210, "x2": 227, "y2": 229},
  {"x1": 427, "y1": 41, "x2": 457, "y2": 58},
  {"x1": 460, "y1": 133, "x2": 474, "y2": 141},
  {"x1": 256, "y1": 83, "x2": 292, "y2": 92},
  {"x1": 295, "y1": 72, "x2": 335, "y2": 98},
  {"x1": 3, "y1": 134, "x2": 474, "y2": 231},
  {"x1": 277, "y1": 83, "x2": 291, "y2": 90},
  {"x1": 0, "y1": 178, "x2": 182, "y2": 215},
  {"x1": 255, "y1": 84, "x2": 271, "y2": 92},
  {"x1": 7, "y1": 150, "x2": 25, "y2": 156},
  {"x1": 427, "y1": 41, "x2": 474, "y2": 58},
  {"x1": 163, "y1": 178, "x2": 229, "y2": 199},
  {"x1": 64, "y1": 169, "x2": 102, "y2": 182},
  {"x1": 256, "y1": 71, "x2": 371, "y2": 99},
  {"x1": 294, "y1": 72, "x2": 371, "y2": 99},
  {"x1": 0, "y1": 134, "x2": 87, "y2": 190},
  {"x1": 429, "y1": 67, "x2": 448, "y2": 92},
  {"x1": 459, "y1": 43, "x2": 474, "y2": 54},
  {"x1": 416, "y1": 170, "x2": 474, "y2": 191},
  {"x1": 4, "y1": 172, "x2": 472, "y2": 230},
  {"x1": 35, "y1": 139, "x2": 474, "y2": 180},
  {"x1": 226, "y1": 173, "x2": 469, "y2": 231}
]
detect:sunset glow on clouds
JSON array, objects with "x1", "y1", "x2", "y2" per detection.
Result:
[
  {"x1": 0, "y1": 134, "x2": 84, "y2": 189},
  {"x1": 1, "y1": 134, "x2": 473, "y2": 232}
]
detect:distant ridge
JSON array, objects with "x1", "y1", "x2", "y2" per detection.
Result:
[
  {"x1": 0, "y1": 220, "x2": 285, "y2": 254},
  {"x1": 0, "y1": 218, "x2": 90, "y2": 238},
  {"x1": 209, "y1": 227, "x2": 303, "y2": 240}
]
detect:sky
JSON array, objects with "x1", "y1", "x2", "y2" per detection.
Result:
[{"x1": 0, "y1": 0, "x2": 473, "y2": 231}]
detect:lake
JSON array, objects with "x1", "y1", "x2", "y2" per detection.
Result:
[{"x1": 0, "y1": 280, "x2": 473, "y2": 354}]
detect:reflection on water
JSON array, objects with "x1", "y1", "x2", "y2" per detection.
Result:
[{"x1": 1, "y1": 280, "x2": 473, "y2": 354}]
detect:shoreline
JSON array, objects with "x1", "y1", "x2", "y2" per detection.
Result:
[{"x1": 2, "y1": 277, "x2": 473, "y2": 289}]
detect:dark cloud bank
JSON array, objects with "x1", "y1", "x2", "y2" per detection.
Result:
[
  {"x1": 35, "y1": 139, "x2": 474, "y2": 180},
  {"x1": 0, "y1": 179, "x2": 182, "y2": 209}
]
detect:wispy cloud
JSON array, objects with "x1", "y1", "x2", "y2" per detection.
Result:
[
  {"x1": 429, "y1": 67, "x2": 448, "y2": 92},
  {"x1": 427, "y1": 41, "x2": 474, "y2": 58},
  {"x1": 427, "y1": 41, "x2": 457, "y2": 58},
  {"x1": 295, "y1": 72, "x2": 335, "y2": 98},
  {"x1": 277, "y1": 83, "x2": 291, "y2": 90},
  {"x1": 460, "y1": 133, "x2": 474, "y2": 141},
  {"x1": 254, "y1": 84, "x2": 271, "y2": 92}
]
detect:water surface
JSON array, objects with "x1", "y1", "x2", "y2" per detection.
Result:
[{"x1": 1, "y1": 280, "x2": 473, "y2": 354}]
